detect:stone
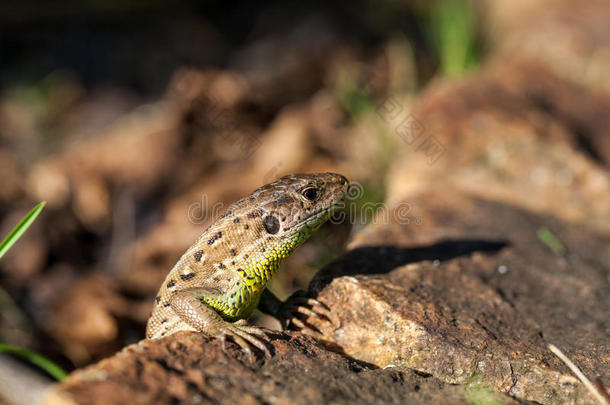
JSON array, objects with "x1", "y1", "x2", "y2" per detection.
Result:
[
  {"x1": 43, "y1": 332, "x2": 515, "y2": 405},
  {"x1": 303, "y1": 191, "x2": 609, "y2": 405}
]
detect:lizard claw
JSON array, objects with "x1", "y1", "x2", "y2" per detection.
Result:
[
  {"x1": 277, "y1": 291, "x2": 334, "y2": 334},
  {"x1": 218, "y1": 321, "x2": 272, "y2": 362}
]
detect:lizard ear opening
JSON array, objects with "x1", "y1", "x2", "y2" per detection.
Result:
[{"x1": 263, "y1": 215, "x2": 280, "y2": 234}]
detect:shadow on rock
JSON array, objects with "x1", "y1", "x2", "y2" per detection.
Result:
[{"x1": 311, "y1": 239, "x2": 508, "y2": 291}]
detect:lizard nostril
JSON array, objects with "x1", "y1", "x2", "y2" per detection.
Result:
[{"x1": 334, "y1": 173, "x2": 348, "y2": 185}]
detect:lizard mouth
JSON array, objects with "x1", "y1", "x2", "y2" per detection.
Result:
[
  {"x1": 296, "y1": 195, "x2": 346, "y2": 230},
  {"x1": 290, "y1": 183, "x2": 348, "y2": 231}
]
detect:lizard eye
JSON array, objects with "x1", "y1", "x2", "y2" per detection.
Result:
[{"x1": 301, "y1": 187, "x2": 318, "y2": 201}]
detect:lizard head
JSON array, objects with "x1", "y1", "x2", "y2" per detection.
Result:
[{"x1": 250, "y1": 172, "x2": 348, "y2": 244}]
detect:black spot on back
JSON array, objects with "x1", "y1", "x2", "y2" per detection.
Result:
[
  {"x1": 233, "y1": 217, "x2": 240, "y2": 223},
  {"x1": 230, "y1": 249, "x2": 237, "y2": 256},
  {"x1": 167, "y1": 280, "x2": 176, "y2": 288},
  {"x1": 194, "y1": 250, "x2": 204, "y2": 262},
  {"x1": 207, "y1": 231, "x2": 223, "y2": 245},
  {"x1": 180, "y1": 273, "x2": 196, "y2": 281}
]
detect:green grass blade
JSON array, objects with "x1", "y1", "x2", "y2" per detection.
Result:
[
  {"x1": 0, "y1": 202, "x2": 46, "y2": 260},
  {"x1": 0, "y1": 343, "x2": 68, "y2": 380},
  {"x1": 0, "y1": 202, "x2": 64, "y2": 380},
  {"x1": 424, "y1": 0, "x2": 480, "y2": 76},
  {"x1": 537, "y1": 227, "x2": 566, "y2": 256}
]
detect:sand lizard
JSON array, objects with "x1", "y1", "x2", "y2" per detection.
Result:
[{"x1": 146, "y1": 173, "x2": 348, "y2": 359}]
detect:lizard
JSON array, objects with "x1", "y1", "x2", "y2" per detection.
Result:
[{"x1": 146, "y1": 172, "x2": 348, "y2": 360}]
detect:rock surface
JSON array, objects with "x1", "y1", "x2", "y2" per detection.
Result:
[
  {"x1": 305, "y1": 191, "x2": 609, "y2": 405},
  {"x1": 43, "y1": 332, "x2": 519, "y2": 405},
  {"x1": 481, "y1": 0, "x2": 610, "y2": 96},
  {"x1": 43, "y1": 191, "x2": 609, "y2": 404},
  {"x1": 386, "y1": 60, "x2": 610, "y2": 235}
]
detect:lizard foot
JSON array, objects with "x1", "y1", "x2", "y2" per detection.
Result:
[
  {"x1": 277, "y1": 290, "x2": 335, "y2": 334},
  {"x1": 217, "y1": 320, "x2": 272, "y2": 363}
]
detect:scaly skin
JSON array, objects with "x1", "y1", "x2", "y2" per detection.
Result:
[{"x1": 146, "y1": 173, "x2": 348, "y2": 359}]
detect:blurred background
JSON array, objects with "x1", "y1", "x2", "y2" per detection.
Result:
[{"x1": 0, "y1": 0, "x2": 608, "y2": 379}]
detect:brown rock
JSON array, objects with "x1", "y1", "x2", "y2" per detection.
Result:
[
  {"x1": 44, "y1": 332, "x2": 509, "y2": 405},
  {"x1": 46, "y1": 192, "x2": 607, "y2": 404},
  {"x1": 481, "y1": 0, "x2": 610, "y2": 94},
  {"x1": 303, "y1": 191, "x2": 609, "y2": 405},
  {"x1": 45, "y1": 275, "x2": 128, "y2": 365},
  {"x1": 477, "y1": 0, "x2": 610, "y2": 165},
  {"x1": 387, "y1": 62, "x2": 610, "y2": 234}
]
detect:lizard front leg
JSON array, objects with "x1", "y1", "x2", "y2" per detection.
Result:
[
  {"x1": 170, "y1": 287, "x2": 271, "y2": 361},
  {"x1": 259, "y1": 289, "x2": 333, "y2": 333}
]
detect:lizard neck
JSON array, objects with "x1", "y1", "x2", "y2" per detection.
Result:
[
  {"x1": 244, "y1": 230, "x2": 308, "y2": 287},
  {"x1": 202, "y1": 231, "x2": 313, "y2": 321},
  {"x1": 218, "y1": 216, "x2": 327, "y2": 320}
]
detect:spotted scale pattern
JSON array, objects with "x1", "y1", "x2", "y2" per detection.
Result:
[{"x1": 146, "y1": 173, "x2": 347, "y2": 339}]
